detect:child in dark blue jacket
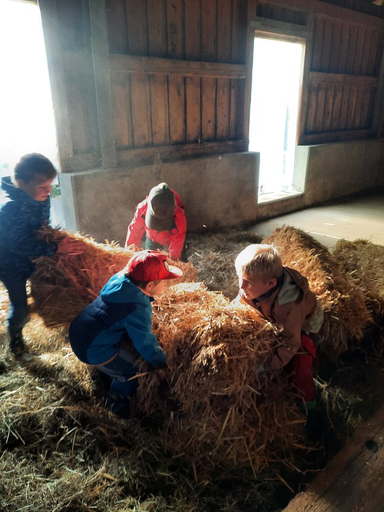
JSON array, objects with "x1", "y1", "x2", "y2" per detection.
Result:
[
  {"x1": 69, "y1": 250, "x2": 183, "y2": 417},
  {"x1": 0, "y1": 153, "x2": 82, "y2": 356}
]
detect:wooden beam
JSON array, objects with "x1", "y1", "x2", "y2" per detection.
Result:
[
  {"x1": 283, "y1": 405, "x2": 384, "y2": 512},
  {"x1": 372, "y1": 44, "x2": 384, "y2": 136},
  {"x1": 89, "y1": 0, "x2": 117, "y2": 169},
  {"x1": 109, "y1": 54, "x2": 246, "y2": 79},
  {"x1": 309, "y1": 72, "x2": 379, "y2": 87},
  {"x1": 301, "y1": 128, "x2": 373, "y2": 144},
  {"x1": 250, "y1": 17, "x2": 309, "y2": 37},
  {"x1": 116, "y1": 140, "x2": 247, "y2": 168},
  {"x1": 314, "y1": 1, "x2": 384, "y2": 29}
]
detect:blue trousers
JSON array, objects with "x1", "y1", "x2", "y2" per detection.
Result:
[
  {"x1": 1, "y1": 274, "x2": 30, "y2": 336},
  {"x1": 96, "y1": 346, "x2": 139, "y2": 399}
]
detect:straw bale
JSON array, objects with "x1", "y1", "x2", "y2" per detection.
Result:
[
  {"x1": 134, "y1": 282, "x2": 306, "y2": 472},
  {"x1": 30, "y1": 229, "x2": 196, "y2": 328},
  {"x1": 333, "y1": 239, "x2": 384, "y2": 323},
  {"x1": 262, "y1": 226, "x2": 371, "y2": 357}
]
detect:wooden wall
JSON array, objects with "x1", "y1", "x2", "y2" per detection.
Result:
[
  {"x1": 251, "y1": 0, "x2": 384, "y2": 144},
  {"x1": 39, "y1": 0, "x2": 384, "y2": 172},
  {"x1": 105, "y1": 0, "x2": 248, "y2": 166}
]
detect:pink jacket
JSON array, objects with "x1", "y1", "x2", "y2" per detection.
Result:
[
  {"x1": 240, "y1": 267, "x2": 324, "y2": 371},
  {"x1": 125, "y1": 190, "x2": 187, "y2": 261}
]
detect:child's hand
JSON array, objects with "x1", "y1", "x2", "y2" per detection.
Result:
[{"x1": 56, "y1": 237, "x2": 83, "y2": 255}]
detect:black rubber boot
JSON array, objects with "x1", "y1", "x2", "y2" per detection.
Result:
[{"x1": 9, "y1": 333, "x2": 25, "y2": 357}]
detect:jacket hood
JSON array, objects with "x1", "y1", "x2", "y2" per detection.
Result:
[
  {"x1": 100, "y1": 271, "x2": 152, "y2": 305},
  {"x1": 278, "y1": 267, "x2": 309, "y2": 306},
  {"x1": 1, "y1": 176, "x2": 43, "y2": 204}
]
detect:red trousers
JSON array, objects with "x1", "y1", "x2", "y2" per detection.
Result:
[{"x1": 287, "y1": 333, "x2": 316, "y2": 402}]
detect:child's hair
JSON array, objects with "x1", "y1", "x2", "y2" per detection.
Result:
[
  {"x1": 14, "y1": 153, "x2": 57, "y2": 183},
  {"x1": 235, "y1": 244, "x2": 283, "y2": 284}
]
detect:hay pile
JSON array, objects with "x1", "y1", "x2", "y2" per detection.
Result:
[
  {"x1": 333, "y1": 239, "x2": 384, "y2": 327},
  {"x1": 30, "y1": 229, "x2": 196, "y2": 328},
  {"x1": 134, "y1": 283, "x2": 306, "y2": 474},
  {"x1": 188, "y1": 230, "x2": 262, "y2": 299},
  {"x1": 262, "y1": 226, "x2": 371, "y2": 357}
]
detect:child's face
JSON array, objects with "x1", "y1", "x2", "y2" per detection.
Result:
[
  {"x1": 238, "y1": 272, "x2": 276, "y2": 301},
  {"x1": 17, "y1": 177, "x2": 54, "y2": 202}
]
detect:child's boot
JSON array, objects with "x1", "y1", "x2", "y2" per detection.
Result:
[
  {"x1": 108, "y1": 378, "x2": 136, "y2": 418},
  {"x1": 305, "y1": 400, "x2": 317, "y2": 440},
  {"x1": 9, "y1": 331, "x2": 25, "y2": 357}
]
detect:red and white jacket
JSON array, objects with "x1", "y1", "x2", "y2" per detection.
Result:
[{"x1": 125, "y1": 190, "x2": 187, "y2": 261}]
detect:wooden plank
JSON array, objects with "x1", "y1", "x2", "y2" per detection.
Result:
[
  {"x1": 305, "y1": 84, "x2": 318, "y2": 134},
  {"x1": 147, "y1": 0, "x2": 166, "y2": 57},
  {"x1": 367, "y1": 31, "x2": 380, "y2": 77},
  {"x1": 116, "y1": 140, "x2": 248, "y2": 168},
  {"x1": 185, "y1": 76, "x2": 201, "y2": 143},
  {"x1": 320, "y1": 18, "x2": 333, "y2": 72},
  {"x1": 359, "y1": 86, "x2": 372, "y2": 129},
  {"x1": 184, "y1": 0, "x2": 201, "y2": 143},
  {"x1": 111, "y1": 74, "x2": 133, "y2": 148},
  {"x1": 201, "y1": 78, "x2": 217, "y2": 141},
  {"x1": 168, "y1": 76, "x2": 185, "y2": 143},
  {"x1": 201, "y1": 0, "x2": 217, "y2": 62},
  {"x1": 185, "y1": 0, "x2": 201, "y2": 60},
  {"x1": 314, "y1": 83, "x2": 326, "y2": 132},
  {"x1": 166, "y1": 0, "x2": 184, "y2": 144},
  {"x1": 284, "y1": 406, "x2": 384, "y2": 512},
  {"x1": 345, "y1": 24, "x2": 358, "y2": 75},
  {"x1": 322, "y1": 85, "x2": 334, "y2": 131},
  {"x1": 126, "y1": 0, "x2": 148, "y2": 55},
  {"x1": 309, "y1": 72, "x2": 378, "y2": 87},
  {"x1": 216, "y1": 0, "x2": 232, "y2": 140},
  {"x1": 285, "y1": 128, "x2": 374, "y2": 145},
  {"x1": 105, "y1": 0, "x2": 127, "y2": 54},
  {"x1": 313, "y1": 0, "x2": 384, "y2": 29},
  {"x1": 339, "y1": 84, "x2": 351, "y2": 130},
  {"x1": 166, "y1": 0, "x2": 183, "y2": 58},
  {"x1": 89, "y1": 0, "x2": 117, "y2": 168},
  {"x1": 337, "y1": 21, "x2": 349, "y2": 74},
  {"x1": 372, "y1": 40, "x2": 384, "y2": 135},
  {"x1": 242, "y1": 0, "x2": 257, "y2": 144},
  {"x1": 361, "y1": 29, "x2": 373, "y2": 77},
  {"x1": 329, "y1": 19, "x2": 342, "y2": 73},
  {"x1": 297, "y1": 3, "x2": 314, "y2": 143},
  {"x1": 150, "y1": 75, "x2": 169, "y2": 145},
  {"x1": 251, "y1": 17, "x2": 309, "y2": 37},
  {"x1": 130, "y1": 73, "x2": 152, "y2": 147},
  {"x1": 346, "y1": 84, "x2": 358, "y2": 129},
  {"x1": 229, "y1": 79, "x2": 237, "y2": 139},
  {"x1": 330, "y1": 83, "x2": 343, "y2": 131},
  {"x1": 353, "y1": 26, "x2": 366, "y2": 76},
  {"x1": 109, "y1": 54, "x2": 246, "y2": 78},
  {"x1": 312, "y1": 16, "x2": 325, "y2": 71},
  {"x1": 352, "y1": 86, "x2": 364, "y2": 129}
]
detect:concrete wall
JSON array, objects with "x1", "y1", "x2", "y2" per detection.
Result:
[
  {"x1": 60, "y1": 152, "x2": 260, "y2": 245},
  {"x1": 59, "y1": 139, "x2": 383, "y2": 244},
  {"x1": 257, "y1": 138, "x2": 384, "y2": 220}
]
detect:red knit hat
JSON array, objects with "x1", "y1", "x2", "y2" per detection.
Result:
[{"x1": 127, "y1": 250, "x2": 183, "y2": 282}]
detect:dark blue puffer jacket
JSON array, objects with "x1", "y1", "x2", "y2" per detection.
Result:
[
  {"x1": 0, "y1": 177, "x2": 57, "y2": 277},
  {"x1": 69, "y1": 271, "x2": 167, "y2": 367}
]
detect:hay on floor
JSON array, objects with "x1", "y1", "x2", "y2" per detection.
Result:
[{"x1": 263, "y1": 226, "x2": 371, "y2": 358}]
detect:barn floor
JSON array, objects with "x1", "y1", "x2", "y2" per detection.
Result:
[{"x1": 253, "y1": 186, "x2": 384, "y2": 248}]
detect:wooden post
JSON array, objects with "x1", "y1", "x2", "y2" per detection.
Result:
[{"x1": 89, "y1": 0, "x2": 117, "y2": 169}]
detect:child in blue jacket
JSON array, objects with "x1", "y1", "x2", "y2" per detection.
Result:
[
  {"x1": 69, "y1": 250, "x2": 183, "y2": 417},
  {"x1": 0, "y1": 153, "x2": 82, "y2": 356}
]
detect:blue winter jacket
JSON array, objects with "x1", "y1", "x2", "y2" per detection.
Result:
[
  {"x1": 0, "y1": 177, "x2": 57, "y2": 277},
  {"x1": 68, "y1": 271, "x2": 167, "y2": 367}
]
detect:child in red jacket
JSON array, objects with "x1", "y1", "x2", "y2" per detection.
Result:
[{"x1": 125, "y1": 183, "x2": 187, "y2": 261}]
